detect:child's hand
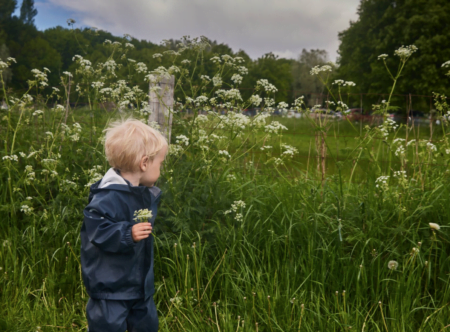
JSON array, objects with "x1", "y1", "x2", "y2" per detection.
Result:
[{"x1": 132, "y1": 222, "x2": 152, "y2": 242}]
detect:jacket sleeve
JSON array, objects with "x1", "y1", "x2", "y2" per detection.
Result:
[{"x1": 83, "y1": 206, "x2": 136, "y2": 254}]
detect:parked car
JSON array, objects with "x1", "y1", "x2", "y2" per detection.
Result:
[
  {"x1": 392, "y1": 110, "x2": 428, "y2": 125},
  {"x1": 342, "y1": 108, "x2": 370, "y2": 122},
  {"x1": 308, "y1": 108, "x2": 342, "y2": 120}
]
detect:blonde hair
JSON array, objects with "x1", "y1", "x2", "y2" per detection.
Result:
[{"x1": 104, "y1": 117, "x2": 167, "y2": 172}]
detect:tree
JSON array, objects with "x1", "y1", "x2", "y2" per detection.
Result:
[
  {"x1": 337, "y1": 0, "x2": 450, "y2": 110},
  {"x1": 0, "y1": 44, "x2": 12, "y2": 86},
  {"x1": 0, "y1": 0, "x2": 17, "y2": 21},
  {"x1": 291, "y1": 49, "x2": 329, "y2": 106},
  {"x1": 247, "y1": 52, "x2": 294, "y2": 104},
  {"x1": 20, "y1": 0, "x2": 37, "y2": 25}
]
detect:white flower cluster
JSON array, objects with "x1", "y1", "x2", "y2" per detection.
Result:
[
  {"x1": 168, "y1": 144, "x2": 184, "y2": 157},
  {"x1": 378, "y1": 118, "x2": 398, "y2": 138},
  {"x1": 91, "y1": 81, "x2": 104, "y2": 89},
  {"x1": 265, "y1": 121, "x2": 288, "y2": 134},
  {"x1": 0, "y1": 57, "x2": 16, "y2": 72},
  {"x1": 236, "y1": 66, "x2": 248, "y2": 75},
  {"x1": 281, "y1": 144, "x2": 298, "y2": 158},
  {"x1": 293, "y1": 96, "x2": 305, "y2": 111},
  {"x1": 332, "y1": 80, "x2": 356, "y2": 87},
  {"x1": 85, "y1": 165, "x2": 103, "y2": 187},
  {"x1": 375, "y1": 175, "x2": 390, "y2": 191},
  {"x1": 215, "y1": 89, "x2": 242, "y2": 102},
  {"x1": 218, "y1": 150, "x2": 231, "y2": 159},
  {"x1": 31, "y1": 68, "x2": 49, "y2": 87},
  {"x1": 260, "y1": 145, "x2": 273, "y2": 151},
  {"x1": 393, "y1": 170, "x2": 406, "y2": 179},
  {"x1": 250, "y1": 113, "x2": 271, "y2": 128},
  {"x1": 378, "y1": 54, "x2": 388, "y2": 60},
  {"x1": 175, "y1": 135, "x2": 189, "y2": 146},
  {"x1": 395, "y1": 145, "x2": 406, "y2": 158},
  {"x1": 249, "y1": 95, "x2": 262, "y2": 107},
  {"x1": 212, "y1": 75, "x2": 222, "y2": 87},
  {"x1": 103, "y1": 59, "x2": 118, "y2": 75},
  {"x1": 60, "y1": 179, "x2": 77, "y2": 191},
  {"x1": 135, "y1": 62, "x2": 148, "y2": 74},
  {"x1": 20, "y1": 205, "x2": 34, "y2": 215},
  {"x1": 24, "y1": 165, "x2": 35, "y2": 184},
  {"x1": 133, "y1": 209, "x2": 153, "y2": 222},
  {"x1": 2, "y1": 155, "x2": 18, "y2": 162},
  {"x1": 336, "y1": 101, "x2": 348, "y2": 110},
  {"x1": 256, "y1": 79, "x2": 278, "y2": 93},
  {"x1": 278, "y1": 102, "x2": 289, "y2": 111},
  {"x1": 200, "y1": 75, "x2": 211, "y2": 82},
  {"x1": 310, "y1": 65, "x2": 332, "y2": 76},
  {"x1": 226, "y1": 174, "x2": 236, "y2": 181},
  {"x1": 394, "y1": 45, "x2": 418, "y2": 60},
  {"x1": 231, "y1": 74, "x2": 243, "y2": 85},
  {"x1": 426, "y1": 142, "x2": 437, "y2": 152},
  {"x1": 224, "y1": 200, "x2": 246, "y2": 222},
  {"x1": 217, "y1": 112, "x2": 250, "y2": 131}
]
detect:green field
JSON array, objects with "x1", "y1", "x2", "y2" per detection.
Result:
[{"x1": 2, "y1": 43, "x2": 450, "y2": 331}]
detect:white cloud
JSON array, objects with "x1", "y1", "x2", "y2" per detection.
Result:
[{"x1": 46, "y1": 0, "x2": 360, "y2": 61}]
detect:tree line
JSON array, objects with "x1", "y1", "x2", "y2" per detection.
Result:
[{"x1": 1, "y1": 0, "x2": 449, "y2": 110}]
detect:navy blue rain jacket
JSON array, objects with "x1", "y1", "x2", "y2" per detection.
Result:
[{"x1": 80, "y1": 168, "x2": 161, "y2": 300}]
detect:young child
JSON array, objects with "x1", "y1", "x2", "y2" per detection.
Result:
[{"x1": 80, "y1": 118, "x2": 168, "y2": 332}]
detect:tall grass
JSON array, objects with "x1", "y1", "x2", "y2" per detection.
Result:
[{"x1": 1, "y1": 39, "x2": 450, "y2": 331}]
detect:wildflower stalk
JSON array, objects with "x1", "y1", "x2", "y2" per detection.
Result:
[
  {"x1": 297, "y1": 304, "x2": 304, "y2": 331},
  {"x1": 379, "y1": 301, "x2": 389, "y2": 332}
]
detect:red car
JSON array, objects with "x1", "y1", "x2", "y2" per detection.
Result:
[{"x1": 343, "y1": 108, "x2": 383, "y2": 124}]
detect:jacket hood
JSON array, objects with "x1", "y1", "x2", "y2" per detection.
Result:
[
  {"x1": 89, "y1": 168, "x2": 161, "y2": 200},
  {"x1": 99, "y1": 168, "x2": 128, "y2": 188}
]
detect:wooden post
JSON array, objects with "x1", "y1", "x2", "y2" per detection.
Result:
[{"x1": 148, "y1": 75, "x2": 175, "y2": 143}]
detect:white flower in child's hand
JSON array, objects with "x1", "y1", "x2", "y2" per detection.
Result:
[{"x1": 133, "y1": 209, "x2": 153, "y2": 222}]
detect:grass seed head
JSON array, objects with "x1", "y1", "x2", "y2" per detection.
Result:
[
  {"x1": 429, "y1": 223, "x2": 440, "y2": 230},
  {"x1": 388, "y1": 260, "x2": 398, "y2": 270}
]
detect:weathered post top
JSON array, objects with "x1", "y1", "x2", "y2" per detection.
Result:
[{"x1": 148, "y1": 75, "x2": 175, "y2": 143}]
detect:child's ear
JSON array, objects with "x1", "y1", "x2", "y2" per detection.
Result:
[{"x1": 140, "y1": 156, "x2": 149, "y2": 172}]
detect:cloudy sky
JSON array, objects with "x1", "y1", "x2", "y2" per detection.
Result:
[{"x1": 26, "y1": 0, "x2": 361, "y2": 62}]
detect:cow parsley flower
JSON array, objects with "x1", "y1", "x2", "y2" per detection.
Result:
[
  {"x1": 212, "y1": 75, "x2": 222, "y2": 87},
  {"x1": 2, "y1": 155, "x2": 18, "y2": 162},
  {"x1": 310, "y1": 65, "x2": 332, "y2": 76},
  {"x1": 256, "y1": 79, "x2": 278, "y2": 93},
  {"x1": 133, "y1": 209, "x2": 153, "y2": 222},
  {"x1": 265, "y1": 121, "x2": 288, "y2": 134},
  {"x1": 231, "y1": 74, "x2": 243, "y2": 85},
  {"x1": 224, "y1": 200, "x2": 246, "y2": 221},
  {"x1": 210, "y1": 56, "x2": 221, "y2": 64},
  {"x1": 218, "y1": 150, "x2": 231, "y2": 158},
  {"x1": 281, "y1": 144, "x2": 298, "y2": 158},
  {"x1": 236, "y1": 66, "x2": 248, "y2": 75},
  {"x1": 20, "y1": 205, "x2": 34, "y2": 215},
  {"x1": 200, "y1": 75, "x2": 211, "y2": 82},
  {"x1": 394, "y1": 45, "x2": 418, "y2": 60},
  {"x1": 249, "y1": 95, "x2": 262, "y2": 106},
  {"x1": 375, "y1": 175, "x2": 390, "y2": 191},
  {"x1": 175, "y1": 135, "x2": 189, "y2": 146},
  {"x1": 378, "y1": 54, "x2": 388, "y2": 60}
]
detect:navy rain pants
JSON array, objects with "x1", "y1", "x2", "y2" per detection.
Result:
[{"x1": 86, "y1": 296, "x2": 158, "y2": 332}]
